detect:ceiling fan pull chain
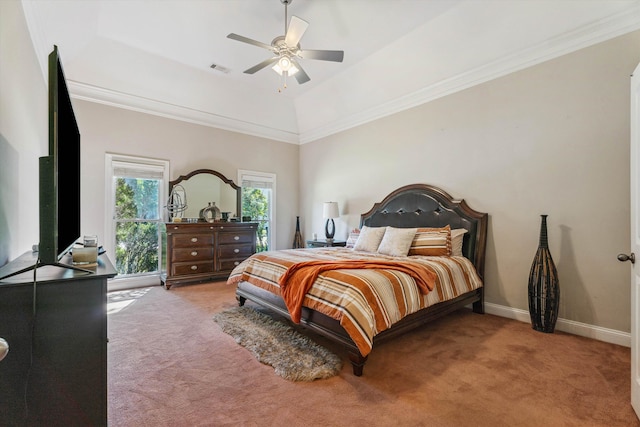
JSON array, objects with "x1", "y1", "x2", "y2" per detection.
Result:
[{"x1": 278, "y1": 70, "x2": 289, "y2": 93}]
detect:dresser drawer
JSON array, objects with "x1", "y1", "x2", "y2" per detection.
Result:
[
  {"x1": 171, "y1": 234, "x2": 214, "y2": 248},
  {"x1": 219, "y1": 258, "x2": 246, "y2": 271},
  {"x1": 171, "y1": 260, "x2": 214, "y2": 276},
  {"x1": 218, "y1": 232, "x2": 254, "y2": 245},
  {"x1": 172, "y1": 247, "x2": 214, "y2": 262},
  {"x1": 218, "y1": 243, "x2": 254, "y2": 259}
]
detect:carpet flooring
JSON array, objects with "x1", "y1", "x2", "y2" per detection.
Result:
[{"x1": 107, "y1": 281, "x2": 639, "y2": 426}]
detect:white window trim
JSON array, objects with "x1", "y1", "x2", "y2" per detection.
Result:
[
  {"x1": 238, "y1": 169, "x2": 276, "y2": 250},
  {"x1": 105, "y1": 153, "x2": 169, "y2": 288}
]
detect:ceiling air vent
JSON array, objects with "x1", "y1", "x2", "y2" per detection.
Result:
[{"x1": 210, "y1": 63, "x2": 231, "y2": 74}]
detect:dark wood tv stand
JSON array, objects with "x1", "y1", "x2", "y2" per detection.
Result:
[{"x1": 0, "y1": 250, "x2": 116, "y2": 426}]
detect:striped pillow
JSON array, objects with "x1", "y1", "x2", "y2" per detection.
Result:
[
  {"x1": 346, "y1": 229, "x2": 360, "y2": 248},
  {"x1": 408, "y1": 225, "x2": 452, "y2": 256}
]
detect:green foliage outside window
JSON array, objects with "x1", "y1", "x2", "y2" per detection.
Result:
[
  {"x1": 242, "y1": 187, "x2": 269, "y2": 252},
  {"x1": 115, "y1": 177, "x2": 160, "y2": 274}
]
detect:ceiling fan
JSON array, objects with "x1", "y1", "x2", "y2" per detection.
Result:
[{"x1": 227, "y1": 0, "x2": 344, "y2": 86}]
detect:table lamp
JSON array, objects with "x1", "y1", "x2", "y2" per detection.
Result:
[{"x1": 323, "y1": 202, "x2": 339, "y2": 241}]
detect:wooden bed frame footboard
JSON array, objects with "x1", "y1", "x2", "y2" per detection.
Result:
[
  {"x1": 237, "y1": 282, "x2": 483, "y2": 376},
  {"x1": 236, "y1": 183, "x2": 488, "y2": 376}
]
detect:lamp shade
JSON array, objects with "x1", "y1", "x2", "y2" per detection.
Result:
[
  {"x1": 272, "y1": 61, "x2": 299, "y2": 76},
  {"x1": 323, "y1": 202, "x2": 339, "y2": 219}
]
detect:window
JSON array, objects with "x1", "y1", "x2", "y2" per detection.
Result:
[
  {"x1": 105, "y1": 154, "x2": 169, "y2": 284},
  {"x1": 238, "y1": 170, "x2": 275, "y2": 252}
]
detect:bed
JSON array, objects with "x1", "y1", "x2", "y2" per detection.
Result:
[{"x1": 228, "y1": 183, "x2": 488, "y2": 376}]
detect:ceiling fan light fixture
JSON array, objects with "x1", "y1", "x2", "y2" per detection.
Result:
[
  {"x1": 272, "y1": 58, "x2": 299, "y2": 76},
  {"x1": 226, "y1": 0, "x2": 344, "y2": 86},
  {"x1": 279, "y1": 56, "x2": 292, "y2": 71}
]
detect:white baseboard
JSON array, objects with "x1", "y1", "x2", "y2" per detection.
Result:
[
  {"x1": 484, "y1": 303, "x2": 631, "y2": 348},
  {"x1": 104, "y1": 278, "x2": 631, "y2": 348}
]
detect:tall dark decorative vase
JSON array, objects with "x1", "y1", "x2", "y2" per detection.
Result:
[
  {"x1": 528, "y1": 214, "x2": 559, "y2": 333},
  {"x1": 292, "y1": 216, "x2": 303, "y2": 249}
]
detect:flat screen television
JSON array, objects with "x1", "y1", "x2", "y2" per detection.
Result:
[{"x1": 38, "y1": 45, "x2": 81, "y2": 265}]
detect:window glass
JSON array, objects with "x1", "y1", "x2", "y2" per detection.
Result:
[{"x1": 239, "y1": 170, "x2": 275, "y2": 252}]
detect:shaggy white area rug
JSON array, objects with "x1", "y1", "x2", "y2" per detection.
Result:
[{"x1": 213, "y1": 306, "x2": 342, "y2": 381}]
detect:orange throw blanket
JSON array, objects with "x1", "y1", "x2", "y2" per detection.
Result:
[{"x1": 278, "y1": 260, "x2": 437, "y2": 323}]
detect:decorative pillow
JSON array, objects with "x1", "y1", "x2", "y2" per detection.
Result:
[
  {"x1": 346, "y1": 229, "x2": 360, "y2": 248},
  {"x1": 451, "y1": 228, "x2": 468, "y2": 257},
  {"x1": 353, "y1": 226, "x2": 386, "y2": 253},
  {"x1": 377, "y1": 227, "x2": 417, "y2": 257},
  {"x1": 408, "y1": 225, "x2": 452, "y2": 256}
]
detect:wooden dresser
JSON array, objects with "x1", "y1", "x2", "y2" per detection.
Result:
[
  {"x1": 0, "y1": 251, "x2": 116, "y2": 426},
  {"x1": 161, "y1": 221, "x2": 257, "y2": 289}
]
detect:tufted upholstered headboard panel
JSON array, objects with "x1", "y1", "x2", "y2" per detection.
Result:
[{"x1": 360, "y1": 184, "x2": 488, "y2": 278}]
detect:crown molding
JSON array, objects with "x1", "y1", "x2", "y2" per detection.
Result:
[
  {"x1": 22, "y1": 0, "x2": 300, "y2": 144},
  {"x1": 40, "y1": 2, "x2": 640, "y2": 146},
  {"x1": 68, "y1": 81, "x2": 300, "y2": 144},
  {"x1": 298, "y1": 3, "x2": 640, "y2": 144}
]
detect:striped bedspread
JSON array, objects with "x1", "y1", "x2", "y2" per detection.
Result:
[{"x1": 227, "y1": 248, "x2": 483, "y2": 357}]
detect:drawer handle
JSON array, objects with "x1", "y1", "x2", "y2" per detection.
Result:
[
  {"x1": 191, "y1": 251, "x2": 198, "y2": 256},
  {"x1": 191, "y1": 237, "x2": 198, "y2": 243},
  {"x1": 234, "y1": 261, "x2": 240, "y2": 266},
  {"x1": 234, "y1": 236, "x2": 240, "y2": 241},
  {"x1": 190, "y1": 265, "x2": 198, "y2": 271},
  {"x1": 234, "y1": 248, "x2": 240, "y2": 254}
]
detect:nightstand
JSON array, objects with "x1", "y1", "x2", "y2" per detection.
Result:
[{"x1": 306, "y1": 239, "x2": 347, "y2": 248}]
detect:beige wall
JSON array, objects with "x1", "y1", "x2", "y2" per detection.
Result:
[
  {"x1": 300, "y1": 31, "x2": 640, "y2": 333},
  {"x1": 3, "y1": 0, "x2": 639, "y2": 336},
  {"x1": 0, "y1": 0, "x2": 47, "y2": 265},
  {"x1": 73, "y1": 101, "x2": 299, "y2": 251}
]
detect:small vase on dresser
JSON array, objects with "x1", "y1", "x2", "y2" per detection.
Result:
[
  {"x1": 528, "y1": 214, "x2": 560, "y2": 333},
  {"x1": 200, "y1": 202, "x2": 221, "y2": 222}
]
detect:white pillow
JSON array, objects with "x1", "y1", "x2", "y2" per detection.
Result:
[
  {"x1": 451, "y1": 228, "x2": 468, "y2": 257},
  {"x1": 377, "y1": 227, "x2": 417, "y2": 257},
  {"x1": 353, "y1": 226, "x2": 386, "y2": 253}
]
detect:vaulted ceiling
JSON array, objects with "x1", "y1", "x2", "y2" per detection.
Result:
[{"x1": 22, "y1": 0, "x2": 640, "y2": 144}]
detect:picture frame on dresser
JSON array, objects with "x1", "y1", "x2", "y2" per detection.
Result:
[{"x1": 161, "y1": 169, "x2": 257, "y2": 289}]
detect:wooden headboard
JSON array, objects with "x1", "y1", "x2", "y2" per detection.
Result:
[{"x1": 360, "y1": 184, "x2": 488, "y2": 279}]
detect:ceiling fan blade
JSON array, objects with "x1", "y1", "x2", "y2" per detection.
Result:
[
  {"x1": 244, "y1": 57, "x2": 278, "y2": 74},
  {"x1": 285, "y1": 16, "x2": 309, "y2": 47},
  {"x1": 227, "y1": 33, "x2": 274, "y2": 51},
  {"x1": 291, "y1": 59, "x2": 310, "y2": 84},
  {"x1": 298, "y1": 49, "x2": 344, "y2": 62}
]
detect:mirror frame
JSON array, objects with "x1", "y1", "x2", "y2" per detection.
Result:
[{"x1": 169, "y1": 169, "x2": 241, "y2": 220}]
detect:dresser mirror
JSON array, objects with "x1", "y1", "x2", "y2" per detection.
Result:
[{"x1": 169, "y1": 169, "x2": 241, "y2": 221}]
